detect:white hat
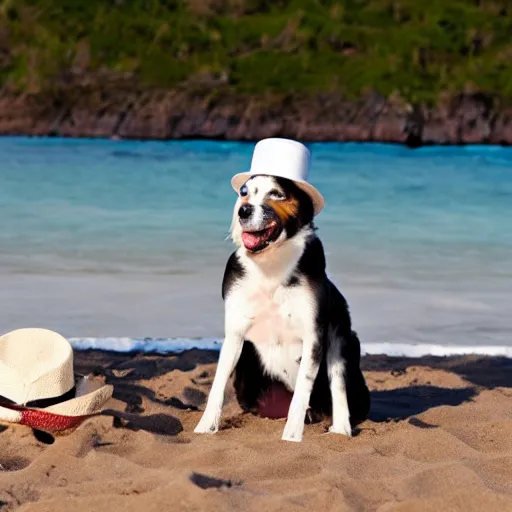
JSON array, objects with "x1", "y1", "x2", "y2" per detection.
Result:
[
  {"x1": 0, "y1": 328, "x2": 113, "y2": 432},
  {"x1": 231, "y1": 138, "x2": 325, "y2": 215}
]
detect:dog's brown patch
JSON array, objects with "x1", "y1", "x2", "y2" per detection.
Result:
[{"x1": 266, "y1": 198, "x2": 299, "y2": 224}]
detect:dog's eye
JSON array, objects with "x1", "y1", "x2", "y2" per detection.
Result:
[
  {"x1": 269, "y1": 189, "x2": 285, "y2": 200},
  {"x1": 240, "y1": 185, "x2": 248, "y2": 197}
]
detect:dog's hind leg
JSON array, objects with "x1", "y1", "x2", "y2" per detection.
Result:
[
  {"x1": 327, "y1": 335, "x2": 352, "y2": 437},
  {"x1": 233, "y1": 341, "x2": 272, "y2": 413},
  {"x1": 345, "y1": 331, "x2": 371, "y2": 426}
]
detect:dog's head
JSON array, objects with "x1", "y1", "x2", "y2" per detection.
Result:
[{"x1": 230, "y1": 175, "x2": 314, "y2": 253}]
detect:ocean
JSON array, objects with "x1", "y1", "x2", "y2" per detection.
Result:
[{"x1": 1, "y1": 137, "x2": 511, "y2": 356}]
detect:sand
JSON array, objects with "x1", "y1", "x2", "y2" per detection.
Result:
[{"x1": 1, "y1": 350, "x2": 512, "y2": 511}]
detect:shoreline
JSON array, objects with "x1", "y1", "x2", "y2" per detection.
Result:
[
  {"x1": 1, "y1": 88, "x2": 511, "y2": 146},
  {"x1": 67, "y1": 337, "x2": 512, "y2": 359}
]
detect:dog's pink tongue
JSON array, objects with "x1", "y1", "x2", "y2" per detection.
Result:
[{"x1": 242, "y1": 232, "x2": 263, "y2": 250}]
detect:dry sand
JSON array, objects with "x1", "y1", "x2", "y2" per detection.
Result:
[{"x1": 1, "y1": 350, "x2": 512, "y2": 511}]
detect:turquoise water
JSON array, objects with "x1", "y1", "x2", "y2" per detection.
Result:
[{"x1": 0, "y1": 137, "x2": 511, "y2": 347}]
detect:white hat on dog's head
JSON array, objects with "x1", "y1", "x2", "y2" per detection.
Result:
[
  {"x1": 0, "y1": 328, "x2": 113, "y2": 432},
  {"x1": 231, "y1": 138, "x2": 325, "y2": 215}
]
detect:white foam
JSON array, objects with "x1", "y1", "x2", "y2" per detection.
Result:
[
  {"x1": 360, "y1": 342, "x2": 512, "y2": 358},
  {"x1": 68, "y1": 337, "x2": 512, "y2": 358},
  {"x1": 69, "y1": 337, "x2": 222, "y2": 354}
]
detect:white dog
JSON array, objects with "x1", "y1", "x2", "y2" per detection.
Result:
[{"x1": 195, "y1": 138, "x2": 370, "y2": 442}]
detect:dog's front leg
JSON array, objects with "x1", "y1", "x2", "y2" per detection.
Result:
[
  {"x1": 193, "y1": 333, "x2": 244, "y2": 434},
  {"x1": 194, "y1": 304, "x2": 249, "y2": 435},
  {"x1": 281, "y1": 335, "x2": 321, "y2": 443}
]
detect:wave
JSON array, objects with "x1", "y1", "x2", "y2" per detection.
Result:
[{"x1": 69, "y1": 337, "x2": 512, "y2": 358}]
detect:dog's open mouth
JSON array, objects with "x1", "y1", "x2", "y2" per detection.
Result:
[{"x1": 241, "y1": 224, "x2": 278, "y2": 251}]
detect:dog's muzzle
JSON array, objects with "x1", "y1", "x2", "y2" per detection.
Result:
[{"x1": 238, "y1": 203, "x2": 281, "y2": 252}]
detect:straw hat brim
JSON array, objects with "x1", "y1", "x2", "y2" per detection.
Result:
[
  {"x1": 231, "y1": 172, "x2": 325, "y2": 216},
  {"x1": 0, "y1": 376, "x2": 113, "y2": 432}
]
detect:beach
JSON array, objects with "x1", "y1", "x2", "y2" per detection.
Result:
[
  {"x1": 1, "y1": 139, "x2": 510, "y2": 510},
  {"x1": 2, "y1": 1, "x2": 512, "y2": 507},
  {"x1": 1, "y1": 349, "x2": 511, "y2": 511}
]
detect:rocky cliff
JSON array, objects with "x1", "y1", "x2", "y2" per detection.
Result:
[{"x1": 1, "y1": 81, "x2": 510, "y2": 146}]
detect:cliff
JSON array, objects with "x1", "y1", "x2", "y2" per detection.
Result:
[
  {"x1": 1, "y1": 82, "x2": 511, "y2": 145},
  {"x1": 1, "y1": 1, "x2": 511, "y2": 145}
]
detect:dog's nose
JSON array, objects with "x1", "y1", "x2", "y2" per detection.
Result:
[{"x1": 238, "y1": 204, "x2": 253, "y2": 219}]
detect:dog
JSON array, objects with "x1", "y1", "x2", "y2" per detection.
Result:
[{"x1": 194, "y1": 138, "x2": 370, "y2": 442}]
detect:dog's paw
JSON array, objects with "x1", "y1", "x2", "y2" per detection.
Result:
[
  {"x1": 194, "y1": 416, "x2": 219, "y2": 435},
  {"x1": 281, "y1": 432, "x2": 303, "y2": 443},
  {"x1": 328, "y1": 421, "x2": 352, "y2": 437},
  {"x1": 281, "y1": 422, "x2": 304, "y2": 443}
]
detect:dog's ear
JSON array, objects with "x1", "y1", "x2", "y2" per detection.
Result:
[
  {"x1": 274, "y1": 177, "x2": 314, "y2": 228},
  {"x1": 297, "y1": 191, "x2": 314, "y2": 228},
  {"x1": 273, "y1": 178, "x2": 314, "y2": 236}
]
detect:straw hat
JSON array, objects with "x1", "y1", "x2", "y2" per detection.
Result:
[
  {"x1": 0, "y1": 328, "x2": 113, "y2": 432},
  {"x1": 231, "y1": 138, "x2": 325, "y2": 215}
]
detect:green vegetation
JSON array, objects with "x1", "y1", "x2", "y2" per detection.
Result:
[{"x1": 1, "y1": 0, "x2": 511, "y2": 103}]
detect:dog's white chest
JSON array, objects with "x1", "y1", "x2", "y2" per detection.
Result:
[{"x1": 242, "y1": 285, "x2": 311, "y2": 390}]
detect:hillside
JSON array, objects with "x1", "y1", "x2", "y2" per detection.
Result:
[{"x1": 1, "y1": 0, "x2": 511, "y2": 144}]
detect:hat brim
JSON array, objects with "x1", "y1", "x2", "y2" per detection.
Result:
[
  {"x1": 231, "y1": 173, "x2": 325, "y2": 216},
  {"x1": 0, "y1": 376, "x2": 113, "y2": 432}
]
